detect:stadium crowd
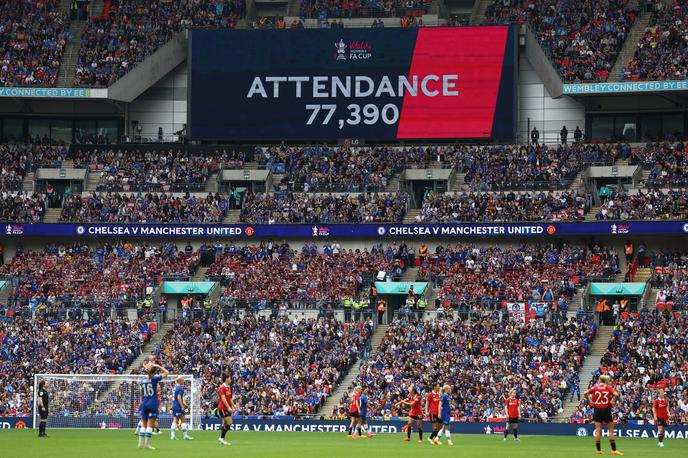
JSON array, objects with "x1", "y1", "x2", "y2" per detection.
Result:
[
  {"x1": 59, "y1": 192, "x2": 228, "y2": 223},
  {"x1": 570, "y1": 312, "x2": 688, "y2": 424},
  {"x1": 239, "y1": 192, "x2": 408, "y2": 224},
  {"x1": 418, "y1": 243, "x2": 619, "y2": 311},
  {"x1": 153, "y1": 316, "x2": 371, "y2": 416},
  {"x1": 415, "y1": 191, "x2": 589, "y2": 223},
  {"x1": 621, "y1": 1, "x2": 688, "y2": 81},
  {"x1": 71, "y1": 146, "x2": 236, "y2": 192},
  {"x1": 298, "y1": 0, "x2": 430, "y2": 19},
  {"x1": 335, "y1": 316, "x2": 597, "y2": 421},
  {"x1": 0, "y1": 242, "x2": 199, "y2": 310},
  {"x1": 75, "y1": 0, "x2": 246, "y2": 87},
  {"x1": 485, "y1": 0, "x2": 637, "y2": 82},
  {"x1": 0, "y1": 143, "x2": 68, "y2": 191},
  {"x1": 649, "y1": 249, "x2": 688, "y2": 311},
  {"x1": 595, "y1": 189, "x2": 688, "y2": 220},
  {"x1": 0, "y1": 0, "x2": 69, "y2": 87},
  {"x1": 629, "y1": 141, "x2": 688, "y2": 188},
  {"x1": 0, "y1": 316, "x2": 150, "y2": 416},
  {"x1": 0, "y1": 191, "x2": 46, "y2": 222},
  {"x1": 206, "y1": 242, "x2": 403, "y2": 306}
]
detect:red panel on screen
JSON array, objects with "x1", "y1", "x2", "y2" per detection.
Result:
[{"x1": 396, "y1": 27, "x2": 508, "y2": 139}]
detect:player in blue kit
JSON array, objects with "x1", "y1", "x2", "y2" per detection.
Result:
[
  {"x1": 436, "y1": 384, "x2": 454, "y2": 446},
  {"x1": 171, "y1": 376, "x2": 193, "y2": 441},
  {"x1": 359, "y1": 387, "x2": 375, "y2": 438},
  {"x1": 137, "y1": 363, "x2": 169, "y2": 449}
]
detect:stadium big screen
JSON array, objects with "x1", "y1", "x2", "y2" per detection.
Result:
[{"x1": 188, "y1": 27, "x2": 517, "y2": 141}]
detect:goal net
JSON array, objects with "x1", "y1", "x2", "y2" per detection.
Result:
[{"x1": 33, "y1": 374, "x2": 201, "y2": 430}]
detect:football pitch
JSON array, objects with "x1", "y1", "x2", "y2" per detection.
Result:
[{"x1": 2, "y1": 430, "x2": 688, "y2": 458}]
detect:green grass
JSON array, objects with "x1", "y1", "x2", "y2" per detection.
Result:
[{"x1": 1, "y1": 430, "x2": 687, "y2": 458}]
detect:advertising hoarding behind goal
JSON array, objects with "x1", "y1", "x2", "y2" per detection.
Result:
[{"x1": 188, "y1": 27, "x2": 516, "y2": 141}]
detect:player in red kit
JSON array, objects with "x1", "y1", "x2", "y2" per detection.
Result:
[
  {"x1": 347, "y1": 387, "x2": 361, "y2": 438},
  {"x1": 217, "y1": 373, "x2": 233, "y2": 446},
  {"x1": 584, "y1": 375, "x2": 622, "y2": 455},
  {"x1": 426, "y1": 383, "x2": 442, "y2": 445},
  {"x1": 653, "y1": 389, "x2": 669, "y2": 448},
  {"x1": 503, "y1": 390, "x2": 520, "y2": 441},
  {"x1": 396, "y1": 386, "x2": 424, "y2": 443}
]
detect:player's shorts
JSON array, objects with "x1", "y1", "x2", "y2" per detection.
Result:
[
  {"x1": 409, "y1": 415, "x2": 421, "y2": 420},
  {"x1": 656, "y1": 418, "x2": 668, "y2": 427},
  {"x1": 507, "y1": 417, "x2": 519, "y2": 424},
  {"x1": 430, "y1": 414, "x2": 441, "y2": 423},
  {"x1": 349, "y1": 411, "x2": 360, "y2": 418},
  {"x1": 219, "y1": 410, "x2": 232, "y2": 418},
  {"x1": 39, "y1": 408, "x2": 49, "y2": 420},
  {"x1": 360, "y1": 412, "x2": 367, "y2": 422},
  {"x1": 172, "y1": 409, "x2": 185, "y2": 419},
  {"x1": 441, "y1": 415, "x2": 451, "y2": 426},
  {"x1": 140, "y1": 404, "x2": 159, "y2": 420},
  {"x1": 593, "y1": 407, "x2": 613, "y2": 424}
]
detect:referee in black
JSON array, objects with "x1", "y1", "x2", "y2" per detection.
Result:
[{"x1": 37, "y1": 380, "x2": 49, "y2": 437}]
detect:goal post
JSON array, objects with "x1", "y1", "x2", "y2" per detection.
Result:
[{"x1": 33, "y1": 374, "x2": 201, "y2": 430}]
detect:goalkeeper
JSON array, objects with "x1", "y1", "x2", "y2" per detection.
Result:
[{"x1": 171, "y1": 376, "x2": 194, "y2": 441}]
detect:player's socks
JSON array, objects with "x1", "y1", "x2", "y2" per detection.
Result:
[
  {"x1": 418, "y1": 428, "x2": 423, "y2": 441},
  {"x1": 596, "y1": 441, "x2": 602, "y2": 452},
  {"x1": 182, "y1": 423, "x2": 192, "y2": 439},
  {"x1": 609, "y1": 440, "x2": 617, "y2": 451},
  {"x1": 407, "y1": 428, "x2": 412, "y2": 440},
  {"x1": 514, "y1": 429, "x2": 519, "y2": 440},
  {"x1": 659, "y1": 433, "x2": 664, "y2": 444}
]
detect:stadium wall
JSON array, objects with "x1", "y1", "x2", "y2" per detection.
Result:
[{"x1": 3, "y1": 417, "x2": 688, "y2": 439}]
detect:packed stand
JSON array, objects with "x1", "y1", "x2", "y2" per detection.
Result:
[
  {"x1": 298, "y1": 0, "x2": 429, "y2": 19},
  {"x1": 0, "y1": 316, "x2": 150, "y2": 416},
  {"x1": 152, "y1": 315, "x2": 371, "y2": 416},
  {"x1": 418, "y1": 243, "x2": 619, "y2": 312},
  {"x1": 595, "y1": 189, "x2": 688, "y2": 220},
  {"x1": 649, "y1": 249, "x2": 688, "y2": 311},
  {"x1": 485, "y1": 0, "x2": 637, "y2": 82},
  {"x1": 0, "y1": 0, "x2": 69, "y2": 86},
  {"x1": 570, "y1": 312, "x2": 688, "y2": 424},
  {"x1": 256, "y1": 145, "x2": 400, "y2": 192},
  {"x1": 335, "y1": 316, "x2": 597, "y2": 421},
  {"x1": 60, "y1": 192, "x2": 228, "y2": 223},
  {"x1": 415, "y1": 190, "x2": 589, "y2": 223},
  {"x1": 239, "y1": 192, "x2": 408, "y2": 224},
  {"x1": 621, "y1": 1, "x2": 688, "y2": 81},
  {"x1": 0, "y1": 190, "x2": 46, "y2": 221},
  {"x1": 0, "y1": 242, "x2": 199, "y2": 310},
  {"x1": 206, "y1": 242, "x2": 404, "y2": 307},
  {"x1": 461, "y1": 143, "x2": 617, "y2": 191},
  {"x1": 0, "y1": 143, "x2": 68, "y2": 191},
  {"x1": 629, "y1": 142, "x2": 688, "y2": 188},
  {"x1": 75, "y1": 0, "x2": 246, "y2": 87},
  {"x1": 71, "y1": 146, "x2": 238, "y2": 192}
]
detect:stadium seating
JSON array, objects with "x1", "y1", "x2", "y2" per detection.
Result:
[
  {"x1": 0, "y1": 0, "x2": 69, "y2": 87},
  {"x1": 0, "y1": 316, "x2": 150, "y2": 416},
  {"x1": 298, "y1": 0, "x2": 430, "y2": 19},
  {"x1": 416, "y1": 191, "x2": 589, "y2": 223},
  {"x1": 621, "y1": 1, "x2": 688, "y2": 81},
  {"x1": 418, "y1": 243, "x2": 619, "y2": 310},
  {"x1": 59, "y1": 192, "x2": 228, "y2": 223},
  {"x1": 0, "y1": 191, "x2": 47, "y2": 222},
  {"x1": 0, "y1": 143, "x2": 68, "y2": 191},
  {"x1": 595, "y1": 189, "x2": 688, "y2": 220},
  {"x1": 239, "y1": 192, "x2": 408, "y2": 224},
  {"x1": 335, "y1": 316, "x2": 597, "y2": 421},
  {"x1": 570, "y1": 312, "x2": 688, "y2": 424},
  {"x1": 0, "y1": 243, "x2": 199, "y2": 310},
  {"x1": 152, "y1": 316, "x2": 371, "y2": 416},
  {"x1": 75, "y1": 0, "x2": 246, "y2": 87},
  {"x1": 629, "y1": 141, "x2": 688, "y2": 188},
  {"x1": 484, "y1": 0, "x2": 637, "y2": 82},
  {"x1": 207, "y1": 242, "x2": 404, "y2": 306},
  {"x1": 71, "y1": 146, "x2": 234, "y2": 192}
]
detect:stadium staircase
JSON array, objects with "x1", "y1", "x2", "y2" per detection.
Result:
[
  {"x1": 85, "y1": 171, "x2": 101, "y2": 191},
  {"x1": 385, "y1": 176, "x2": 400, "y2": 193},
  {"x1": 193, "y1": 267, "x2": 210, "y2": 281},
  {"x1": 94, "y1": 321, "x2": 176, "y2": 403},
  {"x1": 90, "y1": 0, "x2": 106, "y2": 17},
  {"x1": 469, "y1": 0, "x2": 491, "y2": 25},
  {"x1": 22, "y1": 172, "x2": 35, "y2": 192},
  {"x1": 607, "y1": 2, "x2": 652, "y2": 83},
  {"x1": 43, "y1": 208, "x2": 62, "y2": 223},
  {"x1": 556, "y1": 325, "x2": 615, "y2": 420},
  {"x1": 205, "y1": 172, "x2": 219, "y2": 193},
  {"x1": 401, "y1": 266, "x2": 419, "y2": 282},
  {"x1": 317, "y1": 323, "x2": 389, "y2": 417},
  {"x1": 57, "y1": 20, "x2": 86, "y2": 87},
  {"x1": 403, "y1": 209, "x2": 420, "y2": 223},
  {"x1": 449, "y1": 172, "x2": 467, "y2": 192},
  {"x1": 223, "y1": 209, "x2": 241, "y2": 224}
]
